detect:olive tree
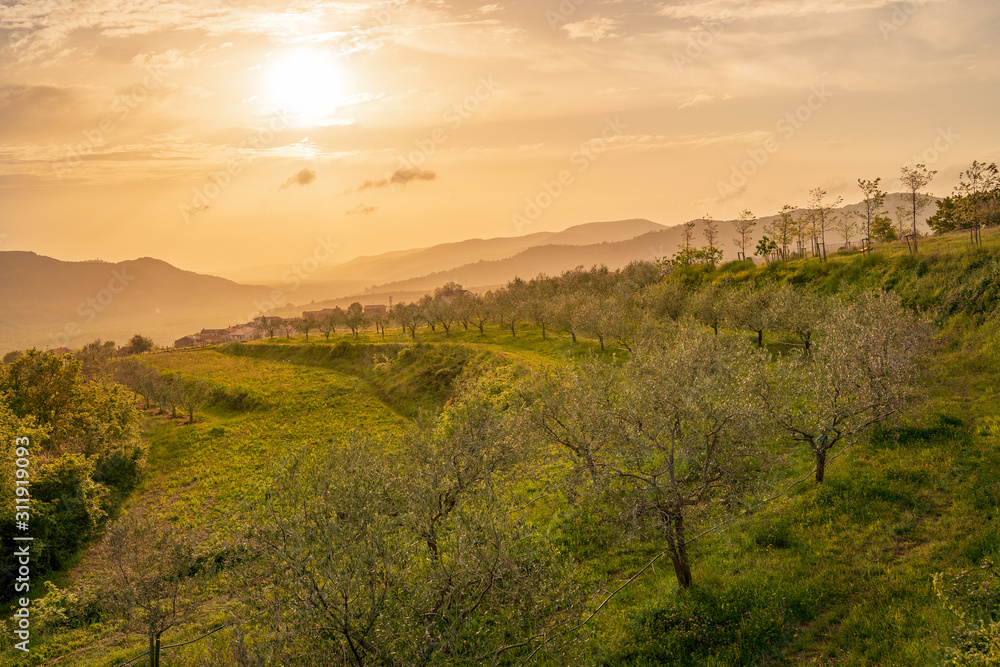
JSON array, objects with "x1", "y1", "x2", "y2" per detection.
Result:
[
  {"x1": 768, "y1": 285, "x2": 829, "y2": 354},
  {"x1": 294, "y1": 315, "x2": 317, "y2": 341},
  {"x1": 760, "y1": 291, "x2": 932, "y2": 482},
  {"x1": 178, "y1": 376, "x2": 211, "y2": 423},
  {"x1": 723, "y1": 284, "x2": 776, "y2": 348},
  {"x1": 532, "y1": 323, "x2": 772, "y2": 589},
  {"x1": 687, "y1": 283, "x2": 724, "y2": 335},
  {"x1": 392, "y1": 301, "x2": 422, "y2": 338},
  {"x1": 253, "y1": 316, "x2": 278, "y2": 339},
  {"x1": 99, "y1": 511, "x2": 208, "y2": 667},
  {"x1": 247, "y1": 370, "x2": 578, "y2": 665},
  {"x1": 344, "y1": 302, "x2": 366, "y2": 338},
  {"x1": 318, "y1": 310, "x2": 342, "y2": 339}
]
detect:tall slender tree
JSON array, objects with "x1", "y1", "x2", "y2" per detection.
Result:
[
  {"x1": 856, "y1": 178, "x2": 887, "y2": 242},
  {"x1": 900, "y1": 163, "x2": 937, "y2": 252},
  {"x1": 808, "y1": 187, "x2": 843, "y2": 261},
  {"x1": 702, "y1": 214, "x2": 720, "y2": 267},
  {"x1": 732, "y1": 209, "x2": 757, "y2": 260}
]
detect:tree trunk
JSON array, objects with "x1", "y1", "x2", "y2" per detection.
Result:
[
  {"x1": 570, "y1": 331, "x2": 576, "y2": 343},
  {"x1": 664, "y1": 514, "x2": 692, "y2": 589},
  {"x1": 814, "y1": 448, "x2": 827, "y2": 483},
  {"x1": 149, "y1": 633, "x2": 156, "y2": 667},
  {"x1": 757, "y1": 329, "x2": 763, "y2": 348},
  {"x1": 541, "y1": 322, "x2": 546, "y2": 339}
]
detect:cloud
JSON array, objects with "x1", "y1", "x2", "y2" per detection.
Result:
[
  {"x1": 356, "y1": 167, "x2": 437, "y2": 191},
  {"x1": 562, "y1": 17, "x2": 622, "y2": 41},
  {"x1": 131, "y1": 49, "x2": 203, "y2": 70},
  {"x1": 279, "y1": 167, "x2": 317, "y2": 190},
  {"x1": 346, "y1": 204, "x2": 378, "y2": 215},
  {"x1": 656, "y1": 0, "x2": 946, "y2": 21},
  {"x1": 678, "y1": 92, "x2": 731, "y2": 108}
]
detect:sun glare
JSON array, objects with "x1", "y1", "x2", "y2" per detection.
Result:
[{"x1": 264, "y1": 49, "x2": 347, "y2": 122}]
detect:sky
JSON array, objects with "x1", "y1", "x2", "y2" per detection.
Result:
[{"x1": 1, "y1": 0, "x2": 998, "y2": 274}]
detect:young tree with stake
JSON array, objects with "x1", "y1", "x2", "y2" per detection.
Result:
[{"x1": 900, "y1": 163, "x2": 937, "y2": 252}]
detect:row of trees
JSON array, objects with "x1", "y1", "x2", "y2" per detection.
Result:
[
  {"x1": 114, "y1": 358, "x2": 212, "y2": 423},
  {"x1": 243, "y1": 159, "x2": 989, "y2": 349},
  {"x1": 282, "y1": 263, "x2": 901, "y2": 361},
  {"x1": 255, "y1": 302, "x2": 382, "y2": 341},
  {"x1": 927, "y1": 160, "x2": 1000, "y2": 245},
  {"x1": 82, "y1": 285, "x2": 930, "y2": 666},
  {"x1": 532, "y1": 290, "x2": 930, "y2": 588},
  {"x1": 694, "y1": 161, "x2": 963, "y2": 266}
]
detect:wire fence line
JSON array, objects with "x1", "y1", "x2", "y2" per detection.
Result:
[{"x1": 116, "y1": 623, "x2": 228, "y2": 666}]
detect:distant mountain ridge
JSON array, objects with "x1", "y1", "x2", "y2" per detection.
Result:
[
  {"x1": 1, "y1": 204, "x2": 938, "y2": 350},
  {"x1": 287, "y1": 195, "x2": 939, "y2": 312},
  {"x1": 219, "y1": 219, "x2": 667, "y2": 300},
  {"x1": 0, "y1": 252, "x2": 272, "y2": 352}
]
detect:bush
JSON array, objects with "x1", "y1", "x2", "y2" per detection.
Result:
[{"x1": 610, "y1": 583, "x2": 800, "y2": 665}]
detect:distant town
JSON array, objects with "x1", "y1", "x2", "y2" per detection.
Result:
[{"x1": 173, "y1": 304, "x2": 390, "y2": 348}]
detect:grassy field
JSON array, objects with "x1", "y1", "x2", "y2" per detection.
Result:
[{"x1": 8, "y1": 228, "x2": 1000, "y2": 666}]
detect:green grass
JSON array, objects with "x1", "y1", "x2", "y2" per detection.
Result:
[{"x1": 11, "y1": 227, "x2": 1000, "y2": 666}]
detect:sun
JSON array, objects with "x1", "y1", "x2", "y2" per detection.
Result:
[{"x1": 264, "y1": 48, "x2": 347, "y2": 120}]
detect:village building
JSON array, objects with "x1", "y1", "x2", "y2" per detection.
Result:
[
  {"x1": 199, "y1": 328, "x2": 230, "y2": 344},
  {"x1": 228, "y1": 325, "x2": 260, "y2": 341},
  {"x1": 174, "y1": 335, "x2": 199, "y2": 349}
]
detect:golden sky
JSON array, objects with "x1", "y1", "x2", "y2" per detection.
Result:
[{"x1": 1, "y1": 0, "x2": 998, "y2": 274}]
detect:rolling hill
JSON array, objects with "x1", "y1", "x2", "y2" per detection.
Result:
[
  {"x1": 1, "y1": 202, "x2": 939, "y2": 350},
  {"x1": 290, "y1": 195, "x2": 939, "y2": 310},
  {"x1": 0, "y1": 252, "x2": 272, "y2": 352}
]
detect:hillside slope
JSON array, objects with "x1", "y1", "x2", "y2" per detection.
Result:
[
  {"x1": 0, "y1": 252, "x2": 272, "y2": 351},
  {"x1": 334, "y1": 195, "x2": 938, "y2": 301}
]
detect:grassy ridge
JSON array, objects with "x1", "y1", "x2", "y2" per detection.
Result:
[{"x1": 12, "y1": 228, "x2": 1000, "y2": 665}]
